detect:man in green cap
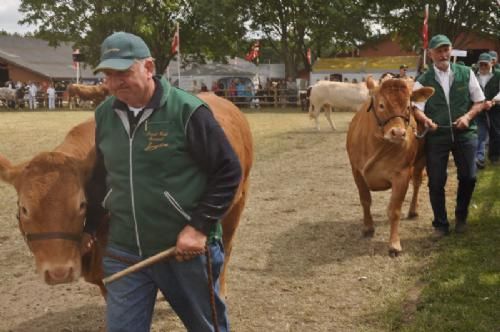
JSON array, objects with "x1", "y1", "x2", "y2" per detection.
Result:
[
  {"x1": 489, "y1": 50, "x2": 500, "y2": 71},
  {"x1": 412, "y1": 34, "x2": 487, "y2": 236},
  {"x1": 476, "y1": 52, "x2": 500, "y2": 167},
  {"x1": 83, "y1": 31, "x2": 239, "y2": 332}
]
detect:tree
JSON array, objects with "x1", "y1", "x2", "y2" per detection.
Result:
[
  {"x1": 244, "y1": 0, "x2": 372, "y2": 78},
  {"x1": 371, "y1": 0, "x2": 499, "y2": 51},
  {"x1": 19, "y1": 0, "x2": 181, "y2": 74}
]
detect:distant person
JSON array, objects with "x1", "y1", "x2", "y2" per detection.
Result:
[
  {"x1": 191, "y1": 80, "x2": 200, "y2": 94},
  {"x1": 47, "y1": 84, "x2": 56, "y2": 110},
  {"x1": 395, "y1": 64, "x2": 408, "y2": 78},
  {"x1": 489, "y1": 51, "x2": 500, "y2": 71},
  {"x1": 200, "y1": 82, "x2": 208, "y2": 92},
  {"x1": 476, "y1": 52, "x2": 500, "y2": 167},
  {"x1": 28, "y1": 82, "x2": 38, "y2": 110}
]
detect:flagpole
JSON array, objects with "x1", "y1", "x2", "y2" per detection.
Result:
[
  {"x1": 176, "y1": 22, "x2": 181, "y2": 86},
  {"x1": 422, "y1": 4, "x2": 429, "y2": 69}
]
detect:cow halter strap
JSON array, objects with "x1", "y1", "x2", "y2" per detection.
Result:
[
  {"x1": 16, "y1": 207, "x2": 82, "y2": 244},
  {"x1": 367, "y1": 97, "x2": 410, "y2": 128}
]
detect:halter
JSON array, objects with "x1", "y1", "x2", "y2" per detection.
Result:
[
  {"x1": 367, "y1": 97, "x2": 410, "y2": 128},
  {"x1": 17, "y1": 208, "x2": 82, "y2": 244}
]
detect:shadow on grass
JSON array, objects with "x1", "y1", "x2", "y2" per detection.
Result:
[{"x1": 262, "y1": 218, "x2": 434, "y2": 279}]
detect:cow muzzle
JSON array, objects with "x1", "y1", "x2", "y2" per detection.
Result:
[
  {"x1": 384, "y1": 126, "x2": 407, "y2": 142},
  {"x1": 42, "y1": 262, "x2": 80, "y2": 284}
]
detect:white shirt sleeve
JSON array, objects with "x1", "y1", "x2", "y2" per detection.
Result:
[
  {"x1": 412, "y1": 81, "x2": 426, "y2": 111},
  {"x1": 468, "y1": 69, "x2": 485, "y2": 103}
]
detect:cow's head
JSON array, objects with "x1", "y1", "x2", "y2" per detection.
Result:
[
  {"x1": 0, "y1": 151, "x2": 94, "y2": 285},
  {"x1": 366, "y1": 76, "x2": 434, "y2": 143}
]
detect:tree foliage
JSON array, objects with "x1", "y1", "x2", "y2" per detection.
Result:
[
  {"x1": 372, "y1": 0, "x2": 500, "y2": 51},
  {"x1": 16, "y1": 0, "x2": 500, "y2": 79},
  {"x1": 243, "y1": 0, "x2": 372, "y2": 77},
  {"x1": 18, "y1": 0, "x2": 246, "y2": 73}
]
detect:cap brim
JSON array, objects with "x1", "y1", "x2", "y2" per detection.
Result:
[
  {"x1": 93, "y1": 58, "x2": 135, "y2": 74},
  {"x1": 431, "y1": 42, "x2": 451, "y2": 49},
  {"x1": 478, "y1": 60, "x2": 491, "y2": 64}
]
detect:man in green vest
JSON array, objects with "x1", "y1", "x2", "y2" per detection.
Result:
[
  {"x1": 475, "y1": 52, "x2": 500, "y2": 168},
  {"x1": 82, "y1": 32, "x2": 241, "y2": 332},
  {"x1": 412, "y1": 34, "x2": 487, "y2": 236}
]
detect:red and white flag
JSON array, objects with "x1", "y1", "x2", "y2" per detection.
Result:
[
  {"x1": 245, "y1": 41, "x2": 260, "y2": 63},
  {"x1": 171, "y1": 23, "x2": 179, "y2": 55},
  {"x1": 422, "y1": 4, "x2": 429, "y2": 49}
]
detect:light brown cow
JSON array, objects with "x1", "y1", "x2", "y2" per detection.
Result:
[
  {"x1": 67, "y1": 83, "x2": 109, "y2": 109},
  {"x1": 0, "y1": 93, "x2": 253, "y2": 297},
  {"x1": 346, "y1": 77, "x2": 434, "y2": 256}
]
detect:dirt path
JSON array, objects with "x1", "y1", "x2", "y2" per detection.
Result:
[{"x1": 0, "y1": 111, "x2": 443, "y2": 331}]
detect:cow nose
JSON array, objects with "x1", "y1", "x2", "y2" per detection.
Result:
[
  {"x1": 45, "y1": 266, "x2": 73, "y2": 283},
  {"x1": 391, "y1": 127, "x2": 406, "y2": 139}
]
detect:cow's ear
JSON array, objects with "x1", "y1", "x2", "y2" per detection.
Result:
[
  {"x1": 366, "y1": 76, "x2": 378, "y2": 96},
  {"x1": 411, "y1": 87, "x2": 435, "y2": 103},
  {"x1": 0, "y1": 154, "x2": 24, "y2": 186},
  {"x1": 76, "y1": 149, "x2": 97, "y2": 181}
]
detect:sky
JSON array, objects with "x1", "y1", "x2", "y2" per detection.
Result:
[{"x1": 0, "y1": 0, "x2": 35, "y2": 34}]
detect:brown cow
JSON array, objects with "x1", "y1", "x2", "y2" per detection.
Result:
[
  {"x1": 346, "y1": 77, "x2": 434, "y2": 256},
  {"x1": 67, "y1": 83, "x2": 110, "y2": 109},
  {"x1": 0, "y1": 93, "x2": 253, "y2": 297}
]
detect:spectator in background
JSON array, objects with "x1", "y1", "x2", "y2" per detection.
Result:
[
  {"x1": 476, "y1": 52, "x2": 500, "y2": 166},
  {"x1": 47, "y1": 83, "x2": 56, "y2": 110},
  {"x1": 200, "y1": 82, "x2": 208, "y2": 92},
  {"x1": 489, "y1": 51, "x2": 500, "y2": 71},
  {"x1": 191, "y1": 80, "x2": 200, "y2": 94},
  {"x1": 28, "y1": 81, "x2": 38, "y2": 110},
  {"x1": 211, "y1": 81, "x2": 219, "y2": 95},
  {"x1": 227, "y1": 80, "x2": 236, "y2": 102},
  {"x1": 395, "y1": 64, "x2": 408, "y2": 78}
]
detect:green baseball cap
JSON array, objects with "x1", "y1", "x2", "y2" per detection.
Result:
[
  {"x1": 93, "y1": 32, "x2": 151, "y2": 74},
  {"x1": 428, "y1": 34, "x2": 452, "y2": 49},
  {"x1": 478, "y1": 52, "x2": 492, "y2": 64},
  {"x1": 489, "y1": 51, "x2": 498, "y2": 60}
]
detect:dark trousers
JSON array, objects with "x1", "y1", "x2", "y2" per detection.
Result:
[
  {"x1": 488, "y1": 109, "x2": 500, "y2": 161},
  {"x1": 425, "y1": 138, "x2": 477, "y2": 229}
]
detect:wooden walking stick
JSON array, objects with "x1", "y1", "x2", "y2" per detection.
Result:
[{"x1": 102, "y1": 246, "x2": 177, "y2": 285}]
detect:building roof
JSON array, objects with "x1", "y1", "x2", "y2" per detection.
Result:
[
  {"x1": 181, "y1": 63, "x2": 255, "y2": 77},
  {"x1": 313, "y1": 55, "x2": 420, "y2": 73},
  {"x1": 0, "y1": 35, "x2": 98, "y2": 80}
]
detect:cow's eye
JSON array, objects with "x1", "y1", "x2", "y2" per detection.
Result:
[
  {"x1": 379, "y1": 104, "x2": 385, "y2": 110},
  {"x1": 21, "y1": 206, "x2": 28, "y2": 216},
  {"x1": 79, "y1": 201, "x2": 87, "y2": 211}
]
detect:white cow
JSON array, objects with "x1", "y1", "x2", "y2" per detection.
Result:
[
  {"x1": 0, "y1": 87, "x2": 18, "y2": 108},
  {"x1": 308, "y1": 80, "x2": 369, "y2": 131}
]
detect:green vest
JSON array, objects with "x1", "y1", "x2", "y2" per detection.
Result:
[
  {"x1": 95, "y1": 77, "x2": 220, "y2": 257},
  {"x1": 417, "y1": 63, "x2": 476, "y2": 144},
  {"x1": 482, "y1": 70, "x2": 500, "y2": 113}
]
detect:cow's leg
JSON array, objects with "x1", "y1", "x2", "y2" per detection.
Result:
[
  {"x1": 219, "y1": 184, "x2": 248, "y2": 298},
  {"x1": 309, "y1": 104, "x2": 321, "y2": 131},
  {"x1": 352, "y1": 169, "x2": 374, "y2": 237},
  {"x1": 324, "y1": 105, "x2": 336, "y2": 131},
  {"x1": 387, "y1": 170, "x2": 411, "y2": 256},
  {"x1": 408, "y1": 158, "x2": 425, "y2": 218}
]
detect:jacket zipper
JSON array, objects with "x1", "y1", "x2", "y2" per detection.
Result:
[
  {"x1": 102, "y1": 188, "x2": 113, "y2": 208},
  {"x1": 129, "y1": 131, "x2": 142, "y2": 256},
  {"x1": 164, "y1": 191, "x2": 191, "y2": 221}
]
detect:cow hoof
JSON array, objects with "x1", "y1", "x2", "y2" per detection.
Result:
[
  {"x1": 407, "y1": 212, "x2": 419, "y2": 219},
  {"x1": 362, "y1": 229, "x2": 375, "y2": 238},
  {"x1": 388, "y1": 248, "x2": 402, "y2": 257}
]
